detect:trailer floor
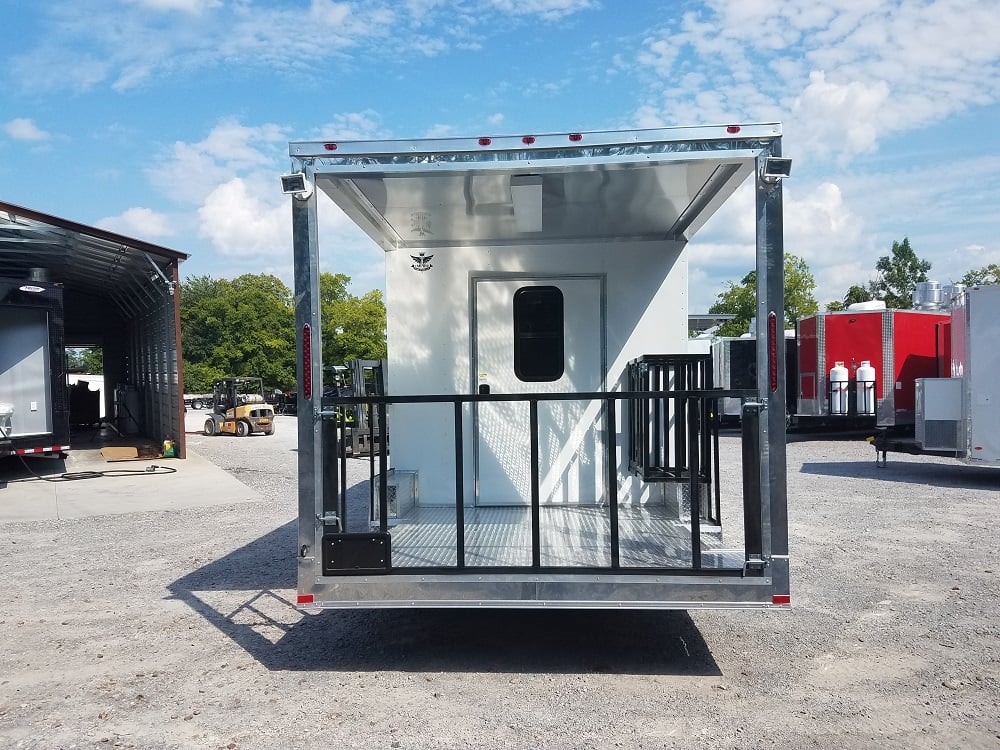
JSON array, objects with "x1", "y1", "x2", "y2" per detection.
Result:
[{"x1": 385, "y1": 504, "x2": 743, "y2": 569}]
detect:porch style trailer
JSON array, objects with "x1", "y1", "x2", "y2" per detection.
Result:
[{"x1": 287, "y1": 124, "x2": 791, "y2": 609}]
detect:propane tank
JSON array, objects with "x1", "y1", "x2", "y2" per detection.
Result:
[
  {"x1": 830, "y1": 361, "x2": 849, "y2": 415},
  {"x1": 856, "y1": 360, "x2": 877, "y2": 416}
]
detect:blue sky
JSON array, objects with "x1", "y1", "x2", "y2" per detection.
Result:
[{"x1": 2, "y1": 0, "x2": 999, "y2": 313}]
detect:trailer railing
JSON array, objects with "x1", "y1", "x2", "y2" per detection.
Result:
[
  {"x1": 626, "y1": 354, "x2": 720, "y2": 525},
  {"x1": 317, "y1": 384, "x2": 762, "y2": 578}
]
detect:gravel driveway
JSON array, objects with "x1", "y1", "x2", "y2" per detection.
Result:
[{"x1": 1, "y1": 413, "x2": 997, "y2": 749}]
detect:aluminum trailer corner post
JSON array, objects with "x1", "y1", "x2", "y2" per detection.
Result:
[
  {"x1": 290, "y1": 166, "x2": 327, "y2": 605},
  {"x1": 755, "y1": 144, "x2": 790, "y2": 603}
]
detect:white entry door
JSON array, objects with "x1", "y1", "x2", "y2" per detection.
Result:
[{"x1": 473, "y1": 276, "x2": 604, "y2": 506}]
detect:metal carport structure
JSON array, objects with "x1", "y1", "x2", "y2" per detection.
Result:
[{"x1": 0, "y1": 200, "x2": 190, "y2": 458}]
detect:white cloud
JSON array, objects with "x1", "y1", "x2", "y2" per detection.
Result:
[
  {"x1": 148, "y1": 119, "x2": 288, "y2": 204},
  {"x1": 485, "y1": 0, "x2": 598, "y2": 21},
  {"x1": 124, "y1": 0, "x2": 221, "y2": 13},
  {"x1": 9, "y1": 0, "x2": 599, "y2": 95},
  {"x1": 96, "y1": 207, "x2": 175, "y2": 238},
  {"x1": 790, "y1": 72, "x2": 889, "y2": 162},
  {"x1": 197, "y1": 177, "x2": 287, "y2": 259},
  {"x1": 3, "y1": 118, "x2": 51, "y2": 142},
  {"x1": 632, "y1": 0, "x2": 1000, "y2": 163},
  {"x1": 315, "y1": 110, "x2": 385, "y2": 141},
  {"x1": 688, "y1": 177, "x2": 868, "y2": 311}
]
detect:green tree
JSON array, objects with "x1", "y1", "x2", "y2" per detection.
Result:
[
  {"x1": 870, "y1": 237, "x2": 930, "y2": 309},
  {"x1": 179, "y1": 273, "x2": 296, "y2": 392},
  {"x1": 81, "y1": 348, "x2": 103, "y2": 374},
  {"x1": 826, "y1": 284, "x2": 873, "y2": 312},
  {"x1": 709, "y1": 253, "x2": 819, "y2": 337},
  {"x1": 319, "y1": 273, "x2": 387, "y2": 366},
  {"x1": 961, "y1": 263, "x2": 1000, "y2": 286},
  {"x1": 65, "y1": 347, "x2": 103, "y2": 373},
  {"x1": 179, "y1": 272, "x2": 387, "y2": 393}
]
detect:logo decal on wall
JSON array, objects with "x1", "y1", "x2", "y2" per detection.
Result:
[{"x1": 411, "y1": 252, "x2": 434, "y2": 272}]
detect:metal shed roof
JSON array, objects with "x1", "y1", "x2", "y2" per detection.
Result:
[
  {"x1": 0, "y1": 201, "x2": 188, "y2": 324},
  {"x1": 0, "y1": 200, "x2": 190, "y2": 457}
]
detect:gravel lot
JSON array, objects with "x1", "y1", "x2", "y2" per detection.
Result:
[{"x1": 1, "y1": 412, "x2": 998, "y2": 749}]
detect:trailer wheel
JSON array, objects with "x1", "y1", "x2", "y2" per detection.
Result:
[
  {"x1": 203, "y1": 418, "x2": 216, "y2": 436},
  {"x1": 191, "y1": 399, "x2": 204, "y2": 410},
  {"x1": 236, "y1": 420, "x2": 249, "y2": 437}
]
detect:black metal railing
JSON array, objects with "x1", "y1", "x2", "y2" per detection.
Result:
[{"x1": 318, "y1": 385, "x2": 762, "y2": 577}]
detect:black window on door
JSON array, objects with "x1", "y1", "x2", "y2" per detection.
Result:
[{"x1": 513, "y1": 285, "x2": 564, "y2": 382}]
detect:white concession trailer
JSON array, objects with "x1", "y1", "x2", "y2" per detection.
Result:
[{"x1": 286, "y1": 124, "x2": 792, "y2": 609}]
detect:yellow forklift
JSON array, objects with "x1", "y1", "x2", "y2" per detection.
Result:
[{"x1": 202, "y1": 377, "x2": 275, "y2": 437}]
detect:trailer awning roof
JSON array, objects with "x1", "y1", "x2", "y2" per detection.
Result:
[
  {"x1": 293, "y1": 124, "x2": 780, "y2": 251},
  {"x1": 0, "y1": 201, "x2": 188, "y2": 318}
]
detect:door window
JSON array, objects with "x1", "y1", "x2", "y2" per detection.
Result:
[{"x1": 513, "y1": 286, "x2": 564, "y2": 381}]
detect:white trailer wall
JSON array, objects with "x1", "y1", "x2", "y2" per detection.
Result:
[{"x1": 384, "y1": 239, "x2": 688, "y2": 505}]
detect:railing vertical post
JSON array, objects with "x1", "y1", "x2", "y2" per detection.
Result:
[
  {"x1": 688, "y1": 397, "x2": 702, "y2": 569},
  {"x1": 367, "y1": 402, "x2": 375, "y2": 527},
  {"x1": 606, "y1": 396, "x2": 620, "y2": 569},
  {"x1": 339, "y1": 415, "x2": 348, "y2": 527},
  {"x1": 377, "y1": 401, "x2": 388, "y2": 534},
  {"x1": 742, "y1": 402, "x2": 764, "y2": 561},
  {"x1": 322, "y1": 413, "x2": 341, "y2": 530},
  {"x1": 454, "y1": 400, "x2": 465, "y2": 568},
  {"x1": 529, "y1": 399, "x2": 541, "y2": 569}
]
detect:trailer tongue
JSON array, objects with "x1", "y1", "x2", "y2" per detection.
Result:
[{"x1": 285, "y1": 124, "x2": 791, "y2": 609}]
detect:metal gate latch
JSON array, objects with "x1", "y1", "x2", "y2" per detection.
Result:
[
  {"x1": 743, "y1": 555, "x2": 769, "y2": 576},
  {"x1": 315, "y1": 513, "x2": 342, "y2": 531}
]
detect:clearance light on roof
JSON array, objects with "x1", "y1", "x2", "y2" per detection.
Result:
[
  {"x1": 478, "y1": 137, "x2": 492, "y2": 146},
  {"x1": 522, "y1": 135, "x2": 536, "y2": 144},
  {"x1": 727, "y1": 125, "x2": 741, "y2": 134},
  {"x1": 568, "y1": 133, "x2": 583, "y2": 142}
]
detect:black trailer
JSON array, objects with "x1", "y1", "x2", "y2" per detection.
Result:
[{"x1": 0, "y1": 277, "x2": 69, "y2": 458}]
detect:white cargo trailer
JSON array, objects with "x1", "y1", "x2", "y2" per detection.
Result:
[
  {"x1": 875, "y1": 284, "x2": 1000, "y2": 466},
  {"x1": 286, "y1": 124, "x2": 792, "y2": 608}
]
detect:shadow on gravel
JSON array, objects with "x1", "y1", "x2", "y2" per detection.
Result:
[
  {"x1": 169, "y1": 521, "x2": 721, "y2": 677},
  {"x1": 799, "y1": 458, "x2": 1000, "y2": 489}
]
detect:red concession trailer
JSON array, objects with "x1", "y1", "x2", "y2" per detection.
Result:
[{"x1": 797, "y1": 306, "x2": 949, "y2": 427}]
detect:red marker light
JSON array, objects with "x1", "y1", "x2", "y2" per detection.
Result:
[
  {"x1": 768, "y1": 312, "x2": 779, "y2": 392},
  {"x1": 297, "y1": 594, "x2": 315, "y2": 604},
  {"x1": 569, "y1": 133, "x2": 583, "y2": 142},
  {"x1": 478, "y1": 137, "x2": 492, "y2": 146},
  {"x1": 772, "y1": 594, "x2": 791, "y2": 605},
  {"x1": 302, "y1": 323, "x2": 312, "y2": 400},
  {"x1": 522, "y1": 136, "x2": 536, "y2": 144},
  {"x1": 727, "y1": 125, "x2": 741, "y2": 134},
  {"x1": 324, "y1": 143, "x2": 338, "y2": 151}
]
